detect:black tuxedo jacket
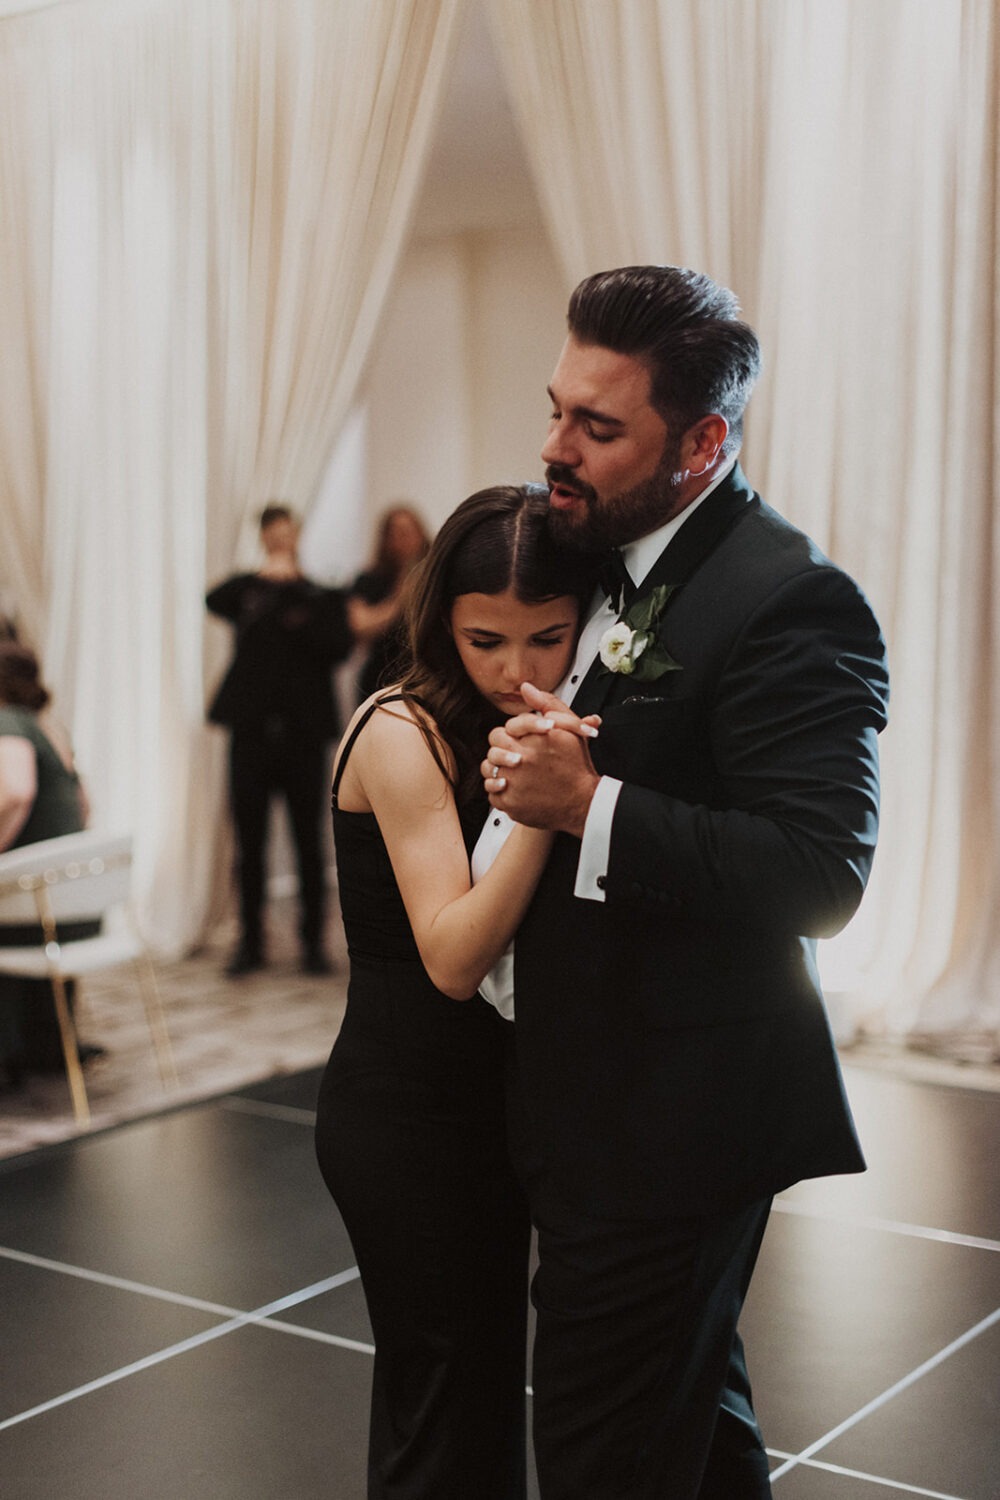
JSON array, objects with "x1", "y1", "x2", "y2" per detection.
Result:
[{"x1": 510, "y1": 464, "x2": 890, "y2": 1218}]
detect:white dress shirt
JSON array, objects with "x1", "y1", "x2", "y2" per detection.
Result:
[{"x1": 472, "y1": 459, "x2": 736, "y2": 1018}]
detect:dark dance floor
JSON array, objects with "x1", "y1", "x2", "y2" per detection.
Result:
[{"x1": 1, "y1": 1061, "x2": 998, "y2": 1499}]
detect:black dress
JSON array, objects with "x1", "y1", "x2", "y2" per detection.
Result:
[{"x1": 315, "y1": 696, "x2": 530, "y2": 1500}]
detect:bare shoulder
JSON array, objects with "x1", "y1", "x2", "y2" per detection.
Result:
[
  {"x1": 342, "y1": 688, "x2": 438, "y2": 755},
  {"x1": 335, "y1": 690, "x2": 455, "y2": 812}
]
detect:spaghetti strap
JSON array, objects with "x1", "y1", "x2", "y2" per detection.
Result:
[{"x1": 332, "y1": 693, "x2": 407, "y2": 803}]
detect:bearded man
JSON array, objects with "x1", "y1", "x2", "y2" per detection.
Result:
[{"x1": 479, "y1": 266, "x2": 889, "y2": 1499}]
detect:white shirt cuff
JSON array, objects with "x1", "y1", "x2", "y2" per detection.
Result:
[{"x1": 574, "y1": 775, "x2": 622, "y2": 902}]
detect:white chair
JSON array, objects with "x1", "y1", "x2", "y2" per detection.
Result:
[{"x1": 0, "y1": 830, "x2": 178, "y2": 1126}]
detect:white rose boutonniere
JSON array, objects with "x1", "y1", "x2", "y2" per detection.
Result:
[
  {"x1": 598, "y1": 583, "x2": 681, "y2": 682},
  {"x1": 599, "y1": 620, "x2": 647, "y2": 674}
]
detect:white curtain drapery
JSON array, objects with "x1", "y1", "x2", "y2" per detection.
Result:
[
  {"x1": 0, "y1": 0, "x2": 462, "y2": 952},
  {"x1": 487, "y1": 0, "x2": 999, "y2": 1039},
  {"x1": 2, "y1": 0, "x2": 997, "y2": 1041}
]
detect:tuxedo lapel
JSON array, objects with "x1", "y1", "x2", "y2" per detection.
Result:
[
  {"x1": 643, "y1": 463, "x2": 756, "y2": 596},
  {"x1": 572, "y1": 465, "x2": 757, "y2": 715}
]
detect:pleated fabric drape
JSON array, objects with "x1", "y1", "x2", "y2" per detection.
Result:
[
  {"x1": 2, "y1": 0, "x2": 997, "y2": 1044},
  {"x1": 487, "y1": 0, "x2": 999, "y2": 1040},
  {"x1": 0, "y1": 0, "x2": 462, "y2": 952}
]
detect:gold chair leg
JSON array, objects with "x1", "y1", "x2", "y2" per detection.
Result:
[
  {"x1": 135, "y1": 951, "x2": 178, "y2": 1089},
  {"x1": 49, "y1": 972, "x2": 91, "y2": 1127}
]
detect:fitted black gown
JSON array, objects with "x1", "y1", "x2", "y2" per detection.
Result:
[{"x1": 315, "y1": 697, "x2": 530, "y2": 1500}]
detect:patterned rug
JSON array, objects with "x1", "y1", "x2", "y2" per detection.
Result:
[{"x1": 0, "y1": 902, "x2": 347, "y2": 1159}]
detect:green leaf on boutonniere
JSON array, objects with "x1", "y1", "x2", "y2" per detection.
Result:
[{"x1": 598, "y1": 583, "x2": 682, "y2": 681}]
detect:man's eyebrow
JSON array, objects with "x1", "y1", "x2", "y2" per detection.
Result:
[{"x1": 546, "y1": 386, "x2": 625, "y2": 428}]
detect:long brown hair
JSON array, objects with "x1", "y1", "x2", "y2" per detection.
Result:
[
  {"x1": 395, "y1": 484, "x2": 599, "y2": 804},
  {"x1": 371, "y1": 505, "x2": 431, "y2": 583},
  {"x1": 0, "y1": 642, "x2": 50, "y2": 711}
]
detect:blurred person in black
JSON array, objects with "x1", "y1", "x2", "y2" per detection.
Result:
[
  {"x1": 347, "y1": 504, "x2": 431, "y2": 703},
  {"x1": 206, "y1": 503, "x2": 351, "y2": 977}
]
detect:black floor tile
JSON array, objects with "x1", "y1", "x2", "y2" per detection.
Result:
[
  {"x1": 791, "y1": 1065, "x2": 1000, "y2": 1244},
  {"x1": 744, "y1": 1208, "x2": 1000, "y2": 1459},
  {"x1": 820, "y1": 1319, "x2": 1000, "y2": 1500},
  {"x1": 0, "y1": 1323, "x2": 371, "y2": 1500},
  {"x1": 1, "y1": 1064, "x2": 997, "y2": 1500},
  {"x1": 0, "y1": 1255, "x2": 225, "y2": 1424},
  {"x1": 766, "y1": 1459, "x2": 951, "y2": 1497},
  {"x1": 230, "y1": 1066, "x2": 325, "y2": 1112},
  {"x1": 0, "y1": 1105, "x2": 353, "y2": 1309}
]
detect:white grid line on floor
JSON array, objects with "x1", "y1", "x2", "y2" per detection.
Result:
[
  {"x1": 219, "y1": 1096, "x2": 319, "y2": 1126},
  {"x1": 768, "y1": 1303, "x2": 1000, "y2": 1484},
  {"x1": 0, "y1": 1252, "x2": 371, "y2": 1434},
  {"x1": 5, "y1": 1090, "x2": 999, "y2": 1495},
  {"x1": 2, "y1": 1243, "x2": 995, "y2": 1496},
  {"x1": 0, "y1": 1245, "x2": 368, "y2": 1350},
  {"x1": 773, "y1": 1197, "x2": 1000, "y2": 1255},
  {"x1": 766, "y1": 1449, "x2": 969, "y2": 1499}
]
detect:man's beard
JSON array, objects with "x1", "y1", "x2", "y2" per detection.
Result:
[{"x1": 546, "y1": 436, "x2": 683, "y2": 551}]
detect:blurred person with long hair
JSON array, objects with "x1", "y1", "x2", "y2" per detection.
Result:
[{"x1": 347, "y1": 504, "x2": 431, "y2": 702}]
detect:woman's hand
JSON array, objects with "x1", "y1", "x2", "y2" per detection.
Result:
[{"x1": 481, "y1": 682, "x2": 602, "y2": 837}]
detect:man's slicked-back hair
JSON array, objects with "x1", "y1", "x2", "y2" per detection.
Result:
[{"x1": 567, "y1": 266, "x2": 762, "y2": 457}]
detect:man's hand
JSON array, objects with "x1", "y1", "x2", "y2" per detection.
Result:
[{"x1": 482, "y1": 682, "x2": 601, "y2": 837}]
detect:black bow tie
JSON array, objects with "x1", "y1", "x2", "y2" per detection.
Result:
[{"x1": 599, "y1": 550, "x2": 635, "y2": 613}]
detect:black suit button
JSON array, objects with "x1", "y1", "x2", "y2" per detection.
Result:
[{"x1": 596, "y1": 875, "x2": 607, "y2": 890}]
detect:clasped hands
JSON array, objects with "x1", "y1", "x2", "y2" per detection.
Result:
[{"x1": 481, "y1": 682, "x2": 602, "y2": 838}]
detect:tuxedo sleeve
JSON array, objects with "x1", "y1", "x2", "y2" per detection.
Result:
[{"x1": 604, "y1": 566, "x2": 889, "y2": 938}]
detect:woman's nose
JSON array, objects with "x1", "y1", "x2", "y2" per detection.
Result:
[{"x1": 500, "y1": 651, "x2": 530, "y2": 685}]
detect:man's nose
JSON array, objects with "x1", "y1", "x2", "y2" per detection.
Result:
[{"x1": 541, "y1": 420, "x2": 578, "y2": 469}]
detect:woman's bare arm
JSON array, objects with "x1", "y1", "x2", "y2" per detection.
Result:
[
  {"x1": 348, "y1": 703, "x2": 553, "y2": 999},
  {"x1": 0, "y1": 736, "x2": 37, "y2": 851}
]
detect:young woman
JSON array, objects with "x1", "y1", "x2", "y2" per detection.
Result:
[{"x1": 315, "y1": 485, "x2": 599, "y2": 1499}]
